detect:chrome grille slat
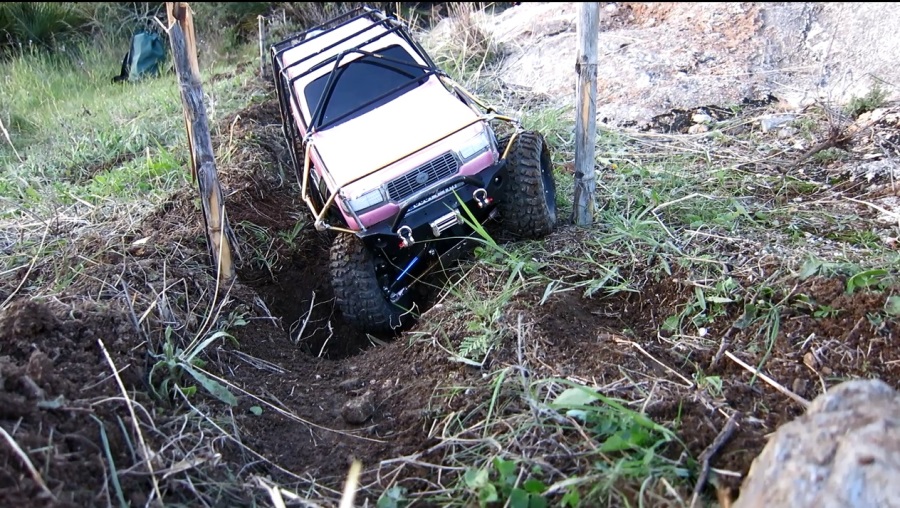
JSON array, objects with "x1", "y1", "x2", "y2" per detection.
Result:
[{"x1": 386, "y1": 152, "x2": 459, "y2": 202}]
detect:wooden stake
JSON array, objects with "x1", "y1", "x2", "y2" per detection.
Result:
[
  {"x1": 258, "y1": 15, "x2": 268, "y2": 79},
  {"x1": 167, "y1": 2, "x2": 198, "y2": 181},
  {"x1": 166, "y1": 2, "x2": 237, "y2": 283},
  {"x1": 572, "y1": 2, "x2": 599, "y2": 226}
]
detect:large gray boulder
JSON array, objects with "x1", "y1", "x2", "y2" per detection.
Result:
[{"x1": 734, "y1": 379, "x2": 900, "y2": 508}]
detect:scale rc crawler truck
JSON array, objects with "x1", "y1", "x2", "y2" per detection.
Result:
[{"x1": 271, "y1": 6, "x2": 557, "y2": 333}]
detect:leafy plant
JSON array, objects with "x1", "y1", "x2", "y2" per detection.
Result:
[
  {"x1": 811, "y1": 147, "x2": 848, "y2": 165},
  {"x1": 886, "y1": 295, "x2": 900, "y2": 317},
  {"x1": 847, "y1": 268, "x2": 889, "y2": 294},
  {"x1": 813, "y1": 304, "x2": 842, "y2": 319},
  {"x1": 542, "y1": 379, "x2": 690, "y2": 502},
  {"x1": 219, "y1": 308, "x2": 250, "y2": 330},
  {"x1": 0, "y1": 2, "x2": 90, "y2": 53},
  {"x1": 844, "y1": 83, "x2": 888, "y2": 118},
  {"x1": 277, "y1": 219, "x2": 306, "y2": 249},
  {"x1": 377, "y1": 486, "x2": 409, "y2": 508},
  {"x1": 463, "y1": 457, "x2": 548, "y2": 508},
  {"x1": 149, "y1": 327, "x2": 239, "y2": 406},
  {"x1": 662, "y1": 277, "x2": 738, "y2": 335},
  {"x1": 693, "y1": 372, "x2": 723, "y2": 398},
  {"x1": 550, "y1": 382, "x2": 678, "y2": 452}
]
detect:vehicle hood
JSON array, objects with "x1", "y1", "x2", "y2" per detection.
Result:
[{"x1": 310, "y1": 77, "x2": 480, "y2": 191}]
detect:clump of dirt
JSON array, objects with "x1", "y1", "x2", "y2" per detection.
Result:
[{"x1": 0, "y1": 297, "x2": 152, "y2": 508}]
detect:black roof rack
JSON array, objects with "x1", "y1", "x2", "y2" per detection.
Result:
[{"x1": 270, "y1": 4, "x2": 443, "y2": 132}]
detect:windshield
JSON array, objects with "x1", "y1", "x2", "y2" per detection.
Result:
[{"x1": 304, "y1": 44, "x2": 427, "y2": 128}]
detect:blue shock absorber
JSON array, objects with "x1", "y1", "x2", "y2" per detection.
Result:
[
  {"x1": 393, "y1": 252, "x2": 422, "y2": 287},
  {"x1": 389, "y1": 245, "x2": 433, "y2": 296}
]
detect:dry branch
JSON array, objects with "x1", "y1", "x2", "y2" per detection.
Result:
[
  {"x1": 0, "y1": 115, "x2": 23, "y2": 162},
  {"x1": 0, "y1": 425, "x2": 56, "y2": 500},
  {"x1": 690, "y1": 411, "x2": 741, "y2": 508},
  {"x1": 725, "y1": 351, "x2": 810, "y2": 407},
  {"x1": 98, "y1": 338, "x2": 163, "y2": 503}
]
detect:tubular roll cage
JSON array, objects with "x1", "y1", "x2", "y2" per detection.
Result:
[{"x1": 271, "y1": 6, "x2": 522, "y2": 235}]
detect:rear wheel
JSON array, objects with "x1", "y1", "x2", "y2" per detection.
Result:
[
  {"x1": 498, "y1": 131, "x2": 557, "y2": 238},
  {"x1": 329, "y1": 233, "x2": 415, "y2": 333}
]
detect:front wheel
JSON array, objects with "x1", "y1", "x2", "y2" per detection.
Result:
[
  {"x1": 329, "y1": 233, "x2": 415, "y2": 334},
  {"x1": 498, "y1": 131, "x2": 558, "y2": 238}
]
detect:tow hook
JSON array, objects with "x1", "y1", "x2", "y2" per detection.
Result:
[
  {"x1": 473, "y1": 188, "x2": 492, "y2": 208},
  {"x1": 398, "y1": 225, "x2": 415, "y2": 248}
]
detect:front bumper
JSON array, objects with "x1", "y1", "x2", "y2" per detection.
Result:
[{"x1": 359, "y1": 159, "x2": 507, "y2": 257}]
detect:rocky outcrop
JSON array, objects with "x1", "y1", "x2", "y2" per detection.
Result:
[
  {"x1": 734, "y1": 379, "x2": 900, "y2": 508},
  {"x1": 474, "y1": 2, "x2": 900, "y2": 127}
]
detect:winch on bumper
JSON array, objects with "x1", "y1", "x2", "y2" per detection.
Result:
[{"x1": 358, "y1": 160, "x2": 507, "y2": 301}]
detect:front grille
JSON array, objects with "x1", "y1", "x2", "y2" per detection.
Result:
[{"x1": 386, "y1": 152, "x2": 459, "y2": 202}]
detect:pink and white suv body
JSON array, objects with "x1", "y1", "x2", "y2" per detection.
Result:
[{"x1": 271, "y1": 6, "x2": 557, "y2": 333}]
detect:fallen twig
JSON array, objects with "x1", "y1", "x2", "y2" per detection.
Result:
[
  {"x1": 0, "y1": 114, "x2": 23, "y2": 162},
  {"x1": 613, "y1": 337, "x2": 694, "y2": 387},
  {"x1": 338, "y1": 459, "x2": 362, "y2": 508},
  {"x1": 98, "y1": 338, "x2": 163, "y2": 503},
  {"x1": 293, "y1": 291, "x2": 316, "y2": 344},
  {"x1": 690, "y1": 411, "x2": 742, "y2": 508},
  {"x1": 709, "y1": 326, "x2": 738, "y2": 370},
  {"x1": 791, "y1": 131, "x2": 851, "y2": 166},
  {"x1": 0, "y1": 424, "x2": 56, "y2": 501},
  {"x1": 845, "y1": 196, "x2": 900, "y2": 228},
  {"x1": 725, "y1": 351, "x2": 810, "y2": 407}
]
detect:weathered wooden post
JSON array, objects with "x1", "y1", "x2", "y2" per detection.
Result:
[
  {"x1": 258, "y1": 15, "x2": 268, "y2": 79},
  {"x1": 166, "y1": 2, "x2": 237, "y2": 283},
  {"x1": 572, "y1": 2, "x2": 599, "y2": 227}
]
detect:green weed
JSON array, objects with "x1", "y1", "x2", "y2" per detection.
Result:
[
  {"x1": 149, "y1": 326, "x2": 240, "y2": 407},
  {"x1": 662, "y1": 277, "x2": 739, "y2": 337},
  {"x1": 0, "y1": 2, "x2": 91, "y2": 53},
  {"x1": 463, "y1": 457, "x2": 549, "y2": 508},
  {"x1": 844, "y1": 83, "x2": 888, "y2": 118}
]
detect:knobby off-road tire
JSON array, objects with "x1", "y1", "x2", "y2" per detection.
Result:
[
  {"x1": 498, "y1": 131, "x2": 558, "y2": 238},
  {"x1": 329, "y1": 233, "x2": 412, "y2": 334}
]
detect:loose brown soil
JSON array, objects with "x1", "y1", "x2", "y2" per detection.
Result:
[{"x1": 3, "y1": 72, "x2": 899, "y2": 508}]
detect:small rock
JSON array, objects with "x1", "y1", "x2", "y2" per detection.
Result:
[
  {"x1": 26, "y1": 351, "x2": 53, "y2": 383},
  {"x1": 777, "y1": 126, "x2": 798, "y2": 138},
  {"x1": 803, "y1": 352, "x2": 818, "y2": 370},
  {"x1": 341, "y1": 390, "x2": 375, "y2": 425},
  {"x1": 759, "y1": 114, "x2": 796, "y2": 133},
  {"x1": 338, "y1": 378, "x2": 364, "y2": 392},
  {"x1": 688, "y1": 123, "x2": 709, "y2": 134}
]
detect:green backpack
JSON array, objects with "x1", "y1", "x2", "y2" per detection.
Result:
[{"x1": 112, "y1": 31, "x2": 166, "y2": 83}]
